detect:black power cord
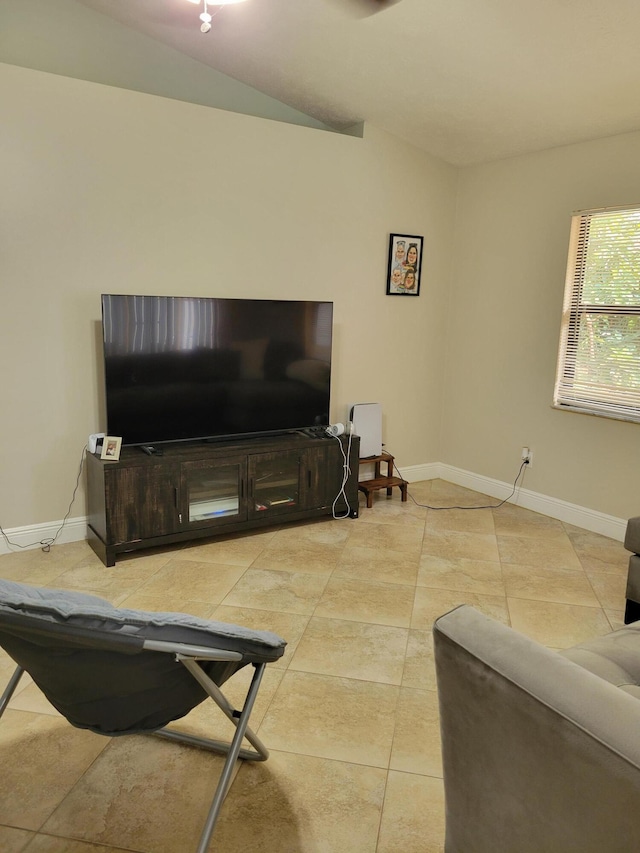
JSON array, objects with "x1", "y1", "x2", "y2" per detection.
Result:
[
  {"x1": 0, "y1": 443, "x2": 87, "y2": 553},
  {"x1": 392, "y1": 457, "x2": 530, "y2": 511}
]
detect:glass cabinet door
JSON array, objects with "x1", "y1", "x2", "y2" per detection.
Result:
[
  {"x1": 181, "y1": 458, "x2": 246, "y2": 528},
  {"x1": 249, "y1": 451, "x2": 303, "y2": 517}
]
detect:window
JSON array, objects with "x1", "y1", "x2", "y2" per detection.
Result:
[{"x1": 554, "y1": 205, "x2": 640, "y2": 422}]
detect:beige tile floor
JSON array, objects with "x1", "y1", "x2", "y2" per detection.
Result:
[{"x1": 0, "y1": 479, "x2": 630, "y2": 853}]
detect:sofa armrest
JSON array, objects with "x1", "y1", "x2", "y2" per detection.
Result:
[{"x1": 434, "y1": 605, "x2": 640, "y2": 853}]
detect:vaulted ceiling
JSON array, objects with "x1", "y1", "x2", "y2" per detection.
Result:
[{"x1": 6, "y1": 0, "x2": 640, "y2": 165}]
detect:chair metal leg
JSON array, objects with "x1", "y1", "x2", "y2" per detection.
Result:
[
  {"x1": 195, "y1": 663, "x2": 266, "y2": 853},
  {"x1": 154, "y1": 659, "x2": 268, "y2": 761},
  {"x1": 152, "y1": 661, "x2": 268, "y2": 853},
  {"x1": 0, "y1": 665, "x2": 25, "y2": 719}
]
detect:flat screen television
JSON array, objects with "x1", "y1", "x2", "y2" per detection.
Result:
[{"x1": 101, "y1": 294, "x2": 333, "y2": 446}]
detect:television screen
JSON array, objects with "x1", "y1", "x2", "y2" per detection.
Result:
[{"x1": 101, "y1": 295, "x2": 333, "y2": 446}]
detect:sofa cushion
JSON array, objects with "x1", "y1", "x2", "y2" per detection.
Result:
[{"x1": 561, "y1": 621, "x2": 640, "y2": 699}]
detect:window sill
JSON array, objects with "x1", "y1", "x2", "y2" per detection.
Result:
[{"x1": 551, "y1": 403, "x2": 640, "y2": 425}]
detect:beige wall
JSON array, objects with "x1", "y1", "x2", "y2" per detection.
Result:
[
  {"x1": 0, "y1": 62, "x2": 457, "y2": 530},
  {"x1": 442, "y1": 131, "x2": 640, "y2": 519},
  {"x1": 4, "y1": 61, "x2": 639, "y2": 534}
]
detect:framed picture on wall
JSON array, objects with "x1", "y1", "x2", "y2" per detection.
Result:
[{"x1": 386, "y1": 233, "x2": 423, "y2": 296}]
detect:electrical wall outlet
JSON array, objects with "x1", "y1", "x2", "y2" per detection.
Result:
[{"x1": 521, "y1": 446, "x2": 533, "y2": 467}]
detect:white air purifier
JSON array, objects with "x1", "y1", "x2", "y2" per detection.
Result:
[{"x1": 348, "y1": 402, "x2": 382, "y2": 458}]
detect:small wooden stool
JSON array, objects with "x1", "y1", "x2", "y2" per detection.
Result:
[{"x1": 358, "y1": 451, "x2": 408, "y2": 509}]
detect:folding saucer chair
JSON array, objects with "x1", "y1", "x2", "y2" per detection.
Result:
[{"x1": 0, "y1": 578, "x2": 286, "y2": 852}]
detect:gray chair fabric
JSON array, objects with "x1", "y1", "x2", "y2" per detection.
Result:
[
  {"x1": 434, "y1": 605, "x2": 640, "y2": 853},
  {"x1": 0, "y1": 577, "x2": 286, "y2": 852},
  {"x1": 0, "y1": 578, "x2": 285, "y2": 735}
]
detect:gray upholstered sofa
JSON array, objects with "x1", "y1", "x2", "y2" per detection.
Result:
[{"x1": 434, "y1": 605, "x2": 640, "y2": 852}]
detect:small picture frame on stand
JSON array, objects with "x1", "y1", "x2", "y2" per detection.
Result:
[
  {"x1": 100, "y1": 436, "x2": 122, "y2": 461},
  {"x1": 386, "y1": 233, "x2": 423, "y2": 296}
]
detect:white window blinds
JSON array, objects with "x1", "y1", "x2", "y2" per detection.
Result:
[{"x1": 554, "y1": 205, "x2": 640, "y2": 422}]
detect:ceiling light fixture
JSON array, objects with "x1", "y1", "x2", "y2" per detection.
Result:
[{"x1": 185, "y1": 0, "x2": 249, "y2": 34}]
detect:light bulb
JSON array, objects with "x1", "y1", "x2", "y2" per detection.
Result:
[{"x1": 200, "y1": 11, "x2": 212, "y2": 21}]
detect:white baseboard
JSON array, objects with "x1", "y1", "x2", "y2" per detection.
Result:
[
  {"x1": 398, "y1": 462, "x2": 440, "y2": 483},
  {"x1": 0, "y1": 461, "x2": 628, "y2": 555},
  {"x1": 398, "y1": 462, "x2": 627, "y2": 542},
  {"x1": 0, "y1": 516, "x2": 88, "y2": 555}
]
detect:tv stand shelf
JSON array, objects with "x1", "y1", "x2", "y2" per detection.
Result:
[{"x1": 86, "y1": 432, "x2": 360, "y2": 567}]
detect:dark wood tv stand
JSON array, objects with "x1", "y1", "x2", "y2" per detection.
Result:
[{"x1": 86, "y1": 432, "x2": 360, "y2": 567}]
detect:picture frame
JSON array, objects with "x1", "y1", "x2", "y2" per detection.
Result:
[
  {"x1": 386, "y1": 233, "x2": 423, "y2": 296},
  {"x1": 100, "y1": 436, "x2": 122, "y2": 461}
]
